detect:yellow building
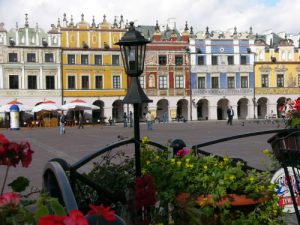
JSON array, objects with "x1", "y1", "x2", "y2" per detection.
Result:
[
  {"x1": 60, "y1": 14, "x2": 128, "y2": 122},
  {"x1": 253, "y1": 34, "x2": 300, "y2": 118}
]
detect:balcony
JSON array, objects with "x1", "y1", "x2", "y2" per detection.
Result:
[
  {"x1": 192, "y1": 88, "x2": 253, "y2": 96},
  {"x1": 191, "y1": 65, "x2": 253, "y2": 73},
  {"x1": 256, "y1": 87, "x2": 300, "y2": 95}
]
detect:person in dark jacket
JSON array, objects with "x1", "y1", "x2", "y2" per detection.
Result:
[{"x1": 227, "y1": 106, "x2": 234, "y2": 126}]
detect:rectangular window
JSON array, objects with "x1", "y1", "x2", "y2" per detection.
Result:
[
  {"x1": 241, "y1": 76, "x2": 248, "y2": 88},
  {"x1": 197, "y1": 56, "x2": 204, "y2": 65},
  {"x1": 277, "y1": 74, "x2": 284, "y2": 87},
  {"x1": 27, "y1": 53, "x2": 36, "y2": 62},
  {"x1": 94, "y1": 55, "x2": 102, "y2": 65},
  {"x1": 139, "y1": 76, "x2": 145, "y2": 88},
  {"x1": 28, "y1": 76, "x2": 37, "y2": 89},
  {"x1": 175, "y1": 56, "x2": 183, "y2": 65},
  {"x1": 95, "y1": 76, "x2": 103, "y2": 89},
  {"x1": 228, "y1": 56, "x2": 234, "y2": 65},
  {"x1": 175, "y1": 75, "x2": 184, "y2": 88},
  {"x1": 46, "y1": 76, "x2": 55, "y2": 89},
  {"x1": 227, "y1": 77, "x2": 235, "y2": 89},
  {"x1": 212, "y1": 56, "x2": 218, "y2": 65},
  {"x1": 112, "y1": 55, "x2": 120, "y2": 65},
  {"x1": 159, "y1": 55, "x2": 167, "y2": 65},
  {"x1": 159, "y1": 76, "x2": 168, "y2": 89},
  {"x1": 241, "y1": 55, "x2": 247, "y2": 65},
  {"x1": 211, "y1": 77, "x2": 219, "y2": 89},
  {"x1": 68, "y1": 54, "x2": 75, "y2": 64},
  {"x1": 45, "y1": 53, "x2": 54, "y2": 62},
  {"x1": 81, "y1": 55, "x2": 89, "y2": 65},
  {"x1": 68, "y1": 76, "x2": 75, "y2": 89},
  {"x1": 81, "y1": 76, "x2": 89, "y2": 89},
  {"x1": 261, "y1": 74, "x2": 269, "y2": 88},
  {"x1": 113, "y1": 76, "x2": 121, "y2": 89},
  {"x1": 9, "y1": 75, "x2": 19, "y2": 89},
  {"x1": 8, "y1": 53, "x2": 17, "y2": 62},
  {"x1": 197, "y1": 77, "x2": 205, "y2": 89}
]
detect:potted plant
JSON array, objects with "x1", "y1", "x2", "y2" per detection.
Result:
[
  {"x1": 140, "y1": 140, "x2": 285, "y2": 225},
  {"x1": 0, "y1": 134, "x2": 119, "y2": 225}
]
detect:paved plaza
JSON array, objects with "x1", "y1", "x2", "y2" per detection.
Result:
[
  {"x1": 0, "y1": 119, "x2": 284, "y2": 192},
  {"x1": 2, "y1": 119, "x2": 299, "y2": 224}
]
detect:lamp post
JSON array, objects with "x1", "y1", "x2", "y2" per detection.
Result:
[{"x1": 116, "y1": 22, "x2": 152, "y2": 177}]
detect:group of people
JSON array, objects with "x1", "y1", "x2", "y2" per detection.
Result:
[
  {"x1": 122, "y1": 111, "x2": 133, "y2": 128},
  {"x1": 59, "y1": 112, "x2": 84, "y2": 135}
]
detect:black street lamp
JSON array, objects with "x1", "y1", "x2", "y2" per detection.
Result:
[{"x1": 116, "y1": 22, "x2": 152, "y2": 177}]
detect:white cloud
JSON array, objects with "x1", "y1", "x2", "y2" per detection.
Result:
[{"x1": 0, "y1": 0, "x2": 299, "y2": 34}]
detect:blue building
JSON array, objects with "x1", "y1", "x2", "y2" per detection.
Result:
[{"x1": 189, "y1": 27, "x2": 256, "y2": 120}]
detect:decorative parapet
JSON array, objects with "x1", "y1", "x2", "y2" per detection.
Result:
[
  {"x1": 256, "y1": 87, "x2": 300, "y2": 95},
  {"x1": 192, "y1": 88, "x2": 253, "y2": 96},
  {"x1": 191, "y1": 65, "x2": 253, "y2": 73},
  {"x1": 0, "y1": 90, "x2": 61, "y2": 97},
  {"x1": 144, "y1": 89, "x2": 189, "y2": 96}
]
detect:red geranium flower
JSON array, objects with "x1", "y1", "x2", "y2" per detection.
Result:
[
  {"x1": 0, "y1": 134, "x2": 9, "y2": 145},
  {"x1": 0, "y1": 192, "x2": 20, "y2": 207},
  {"x1": 64, "y1": 210, "x2": 88, "y2": 225},
  {"x1": 176, "y1": 148, "x2": 190, "y2": 158},
  {"x1": 88, "y1": 204, "x2": 116, "y2": 222},
  {"x1": 38, "y1": 215, "x2": 65, "y2": 225}
]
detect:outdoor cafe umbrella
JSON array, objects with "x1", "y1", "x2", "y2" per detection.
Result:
[
  {"x1": 31, "y1": 100, "x2": 61, "y2": 127},
  {"x1": 31, "y1": 100, "x2": 61, "y2": 113},
  {"x1": 61, "y1": 99, "x2": 99, "y2": 111},
  {"x1": 0, "y1": 100, "x2": 30, "y2": 112}
]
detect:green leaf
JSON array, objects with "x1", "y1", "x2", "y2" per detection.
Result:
[
  {"x1": 35, "y1": 205, "x2": 49, "y2": 220},
  {"x1": 290, "y1": 118, "x2": 300, "y2": 128},
  {"x1": 48, "y1": 198, "x2": 66, "y2": 216},
  {"x1": 8, "y1": 176, "x2": 29, "y2": 192}
]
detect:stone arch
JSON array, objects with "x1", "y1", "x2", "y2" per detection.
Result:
[
  {"x1": 156, "y1": 99, "x2": 169, "y2": 121},
  {"x1": 197, "y1": 99, "x2": 209, "y2": 120},
  {"x1": 112, "y1": 100, "x2": 124, "y2": 122},
  {"x1": 277, "y1": 97, "x2": 286, "y2": 118},
  {"x1": 92, "y1": 100, "x2": 104, "y2": 123},
  {"x1": 217, "y1": 98, "x2": 229, "y2": 120},
  {"x1": 177, "y1": 99, "x2": 188, "y2": 120},
  {"x1": 237, "y1": 98, "x2": 249, "y2": 119},
  {"x1": 257, "y1": 97, "x2": 268, "y2": 119}
]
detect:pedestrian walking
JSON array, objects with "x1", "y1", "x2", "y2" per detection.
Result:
[
  {"x1": 227, "y1": 106, "x2": 234, "y2": 126},
  {"x1": 59, "y1": 112, "x2": 66, "y2": 134},
  {"x1": 129, "y1": 111, "x2": 133, "y2": 127},
  {"x1": 123, "y1": 112, "x2": 128, "y2": 128},
  {"x1": 146, "y1": 111, "x2": 153, "y2": 130},
  {"x1": 163, "y1": 111, "x2": 168, "y2": 123},
  {"x1": 78, "y1": 113, "x2": 84, "y2": 129}
]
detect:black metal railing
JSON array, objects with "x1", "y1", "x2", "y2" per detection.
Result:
[
  {"x1": 192, "y1": 128, "x2": 300, "y2": 225},
  {"x1": 43, "y1": 128, "x2": 300, "y2": 224},
  {"x1": 42, "y1": 138, "x2": 168, "y2": 216}
]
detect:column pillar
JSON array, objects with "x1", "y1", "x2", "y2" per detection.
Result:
[{"x1": 209, "y1": 105, "x2": 218, "y2": 120}]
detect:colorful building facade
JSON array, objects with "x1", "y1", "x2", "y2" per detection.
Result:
[
  {"x1": 253, "y1": 32, "x2": 300, "y2": 118},
  {"x1": 137, "y1": 21, "x2": 190, "y2": 121},
  {"x1": 190, "y1": 27, "x2": 256, "y2": 120},
  {"x1": 0, "y1": 14, "x2": 61, "y2": 111},
  {"x1": 1, "y1": 14, "x2": 300, "y2": 123},
  {"x1": 59, "y1": 14, "x2": 127, "y2": 122}
]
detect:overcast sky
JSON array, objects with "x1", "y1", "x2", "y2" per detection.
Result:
[{"x1": 0, "y1": 0, "x2": 299, "y2": 35}]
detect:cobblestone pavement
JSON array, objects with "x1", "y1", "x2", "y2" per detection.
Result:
[
  {"x1": 2, "y1": 119, "x2": 298, "y2": 224},
  {"x1": 0, "y1": 119, "x2": 284, "y2": 191}
]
